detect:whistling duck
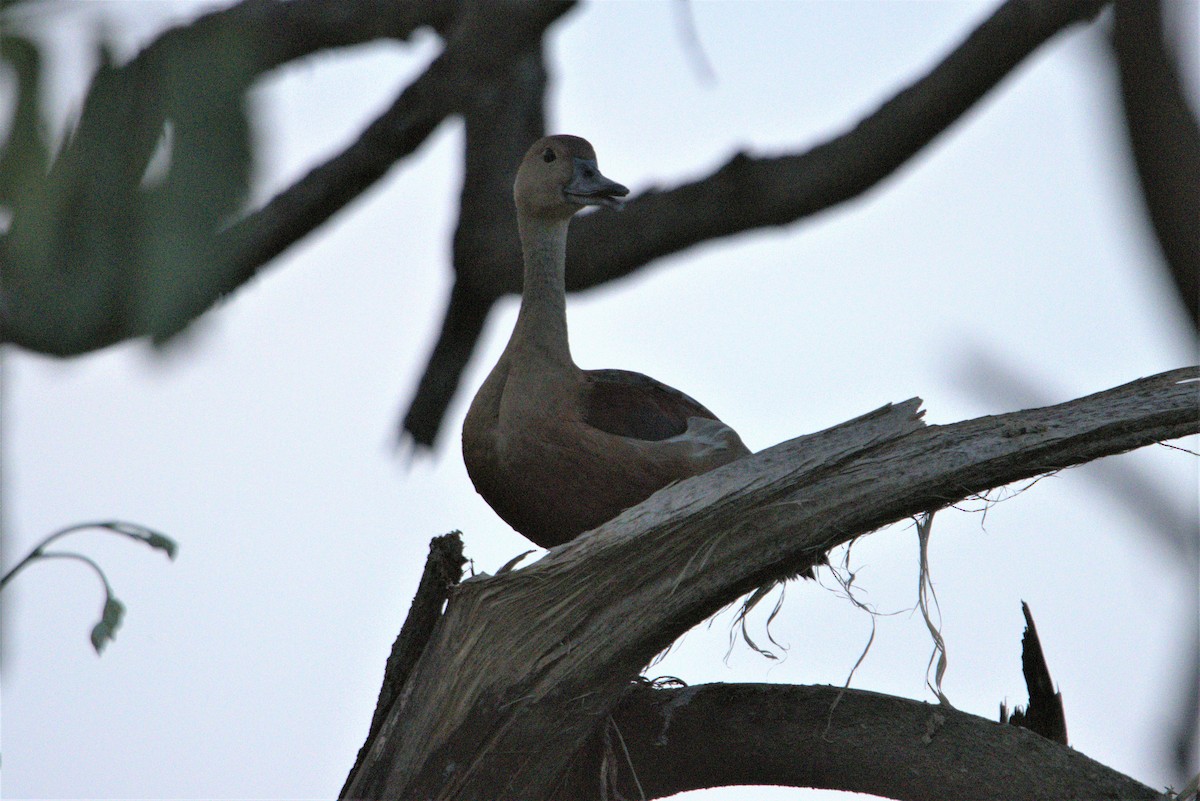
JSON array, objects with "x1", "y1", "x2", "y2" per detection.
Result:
[{"x1": 462, "y1": 135, "x2": 750, "y2": 548}]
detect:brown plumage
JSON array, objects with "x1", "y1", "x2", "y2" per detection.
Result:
[{"x1": 462, "y1": 135, "x2": 749, "y2": 548}]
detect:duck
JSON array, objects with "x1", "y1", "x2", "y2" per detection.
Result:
[{"x1": 462, "y1": 135, "x2": 750, "y2": 548}]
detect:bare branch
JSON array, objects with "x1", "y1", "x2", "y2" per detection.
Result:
[
  {"x1": 401, "y1": 32, "x2": 549, "y2": 446},
  {"x1": 1002, "y1": 601, "x2": 1068, "y2": 745},
  {"x1": 347, "y1": 366, "x2": 1198, "y2": 799},
  {"x1": 341, "y1": 532, "x2": 466, "y2": 797},
  {"x1": 553, "y1": 682, "x2": 1160, "y2": 800},
  {"x1": 215, "y1": 0, "x2": 574, "y2": 300},
  {"x1": 564, "y1": 0, "x2": 1108, "y2": 289},
  {"x1": 1112, "y1": 0, "x2": 1200, "y2": 332}
]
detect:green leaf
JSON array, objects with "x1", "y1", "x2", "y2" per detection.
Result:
[
  {"x1": 90, "y1": 595, "x2": 125, "y2": 655},
  {"x1": 2, "y1": 20, "x2": 257, "y2": 353},
  {"x1": 145, "y1": 532, "x2": 179, "y2": 561},
  {"x1": 0, "y1": 33, "x2": 51, "y2": 206},
  {"x1": 103, "y1": 521, "x2": 178, "y2": 559}
]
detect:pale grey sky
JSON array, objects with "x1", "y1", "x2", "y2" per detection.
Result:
[{"x1": 3, "y1": 2, "x2": 1197, "y2": 799}]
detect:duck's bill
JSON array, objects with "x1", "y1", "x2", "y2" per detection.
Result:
[
  {"x1": 565, "y1": 192, "x2": 627, "y2": 210},
  {"x1": 566, "y1": 157, "x2": 629, "y2": 211}
]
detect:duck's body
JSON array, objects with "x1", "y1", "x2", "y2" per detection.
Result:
[{"x1": 462, "y1": 135, "x2": 749, "y2": 548}]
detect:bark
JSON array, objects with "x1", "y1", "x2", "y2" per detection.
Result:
[
  {"x1": 555, "y1": 682, "x2": 1160, "y2": 800},
  {"x1": 344, "y1": 366, "x2": 1197, "y2": 800},
  {"x1": 1002, "y1": 601, "x2": 1069, "y2": 745},
  {"x1": 341, "y1": 532, "x2": 465, "y2": 797}
]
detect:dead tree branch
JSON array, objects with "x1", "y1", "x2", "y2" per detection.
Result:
[
  {"x1": 346, "y1": 366, "x2": 1198, "y2": 799},
  {"x1": 341, "y1": 531, "x2": 465, "y2": 797},
  {"x1": 554, "y1": 682, "x2": 1159, "y2": 800}
]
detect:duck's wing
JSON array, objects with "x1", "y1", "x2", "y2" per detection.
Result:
[{"x1": 580, "y1": 368, "x2": 732, "y2": 442}]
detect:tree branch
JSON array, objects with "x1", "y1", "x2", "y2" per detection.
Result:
[
  {"x1": 554, "y1": 682, "x2": 1160, "y2": 800},
  {"x1": 401, "y1": 31, "x2": 549, "y2": 446},
  {"x1": 341, "y1": 531, "x2": 465, "y2": 797},
  {"x1": 563, "y1": 0, "x2": 1108, "y2": 290},
  {"x1": 400, "y1": 0, "x2": 1110, "y2": 447},
  {"x1": 346, "y1": 366, "x2": 1198, "y2": 799},
  {"x1": 1112, "y1": 0, "x2": 1200, "y2": 332},
  {"x1": 215, "y1": 0, "x2": 573, "y2": 303}
]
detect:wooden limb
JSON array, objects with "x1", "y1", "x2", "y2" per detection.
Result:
[
  {"x1": 1003, "y1": 601, "x2": 1069, "y2": 745},
  {"x1": 553, "y1": 682, "x2": 1160, "y2": 800},
  {"x1": 562, "y1": 0, "x2": 1108, "y2": 290},
  {"x1": 1112, "y1": 0, "x2": 1200, "y2": 332},
  {"x1": 340, "y1": 531, "x2": 465, "y2": 797},
  {"x1": 215, "y1": 0, "x2": 573, "y2": 312},
  {"x1": 400, "y1": 37, "x2": 549, "y2": 447},
  {"x1": 345, "y1": 367, "x2": 1198, "y2": 799},
  {"x1": 400, "y1": 282, "x2": 494, "y2": 448}
]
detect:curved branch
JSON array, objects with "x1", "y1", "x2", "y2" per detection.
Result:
[
  {"x1": 215, "y1": 0, "x2": 573, "y2": 302},
  {"x1": 553, "y1": 683, "x2": 1160, "y2": 800},
  {"x1": 1112, "y1": 0, "x2": 1200, "y2": 332},
  {"x1": 345, "y1": 366, "x2": 1198, "y2": 799},
  {"x1": 562, "y1": 0, "x2": 1107, "y2": 289}
]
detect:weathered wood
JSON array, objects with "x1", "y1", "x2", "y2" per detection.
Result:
[
  {"x1": 344, "y1": 366, "x2": 1198, "y2": 800},
  {"x1": 555, "y1": 682, "x2": 1161, "y2": 800},
  {"x1": 341, "y1": 532, "x2": 465, "y2": 797}
]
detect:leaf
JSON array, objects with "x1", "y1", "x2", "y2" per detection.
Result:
[
  {"x1": 90, "y1": 595, "x2": 125, "y2": 655},
  {"x1": 102, "y1": 521, "x2": 178, "y2": 559},
  {"x1": 144, "y1": 532, "x2": 179, "y2": 561},
  {"x1": 2, "y1": 19, "x2": 257, "y2": 353},
  {"x1": 0, "y1": 33, "x2": 51, "y2": 206}
]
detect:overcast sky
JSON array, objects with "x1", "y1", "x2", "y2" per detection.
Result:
[{"x1": 3, "y1": 1, "x2": 1198, "y2": 799}]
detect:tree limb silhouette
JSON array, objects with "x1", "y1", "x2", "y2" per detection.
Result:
[{"x1": 556, "y1": 682, "x2": 1158, "y2": 800}]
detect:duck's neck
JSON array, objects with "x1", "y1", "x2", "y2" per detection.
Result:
[{"x1": 509, "y1": 214, "x2": 574, "y2": 368}]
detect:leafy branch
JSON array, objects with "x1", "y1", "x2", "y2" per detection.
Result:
[{"x1": 1, "y1": 521, "x2": 177, "y2": 653}]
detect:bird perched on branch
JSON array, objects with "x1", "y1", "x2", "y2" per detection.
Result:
[{"x1": 462, "y1": 135, "x2": 749, "y2": 548}]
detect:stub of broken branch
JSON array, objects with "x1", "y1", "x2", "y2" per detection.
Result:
[{"x1": 345, "y1": 366, "x2": 1197, "y2": 800}]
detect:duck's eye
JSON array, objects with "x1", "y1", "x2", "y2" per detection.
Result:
[{"x1": 542, "y1": 148, "x2": 556, "y2": 163}]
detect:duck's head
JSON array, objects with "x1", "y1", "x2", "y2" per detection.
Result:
[{"x1": 514, "y1": 135, "x2": 629, "y2": 220}]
